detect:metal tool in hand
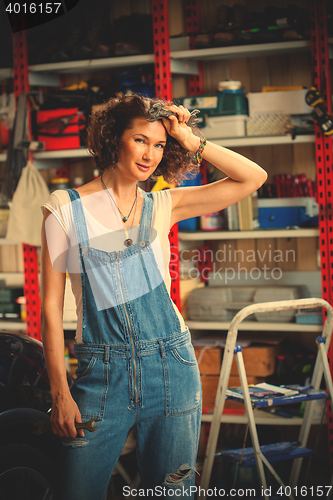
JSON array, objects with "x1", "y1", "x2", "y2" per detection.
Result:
[
  {"x1": 33, "y1": 417, "x2": 101, "y2": 435},
  {"x1": 147, "y1": 103, "x2": 201, "y2": 127}
]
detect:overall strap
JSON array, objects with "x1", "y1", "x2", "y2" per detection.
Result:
[
  {"x1": 138, "y1": 191, "x2": 154, "y2": 242},
  {"x1": 67, "y1": 188, "x2": 90, "y2": 248}
]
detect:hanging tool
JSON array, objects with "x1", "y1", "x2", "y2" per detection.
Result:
[
  {"x1": 305, "y1": 86, "x2": 325, "y2": 107},
  {"x1": 305, "y1": 87, "x2": 333, "y2": 136}
]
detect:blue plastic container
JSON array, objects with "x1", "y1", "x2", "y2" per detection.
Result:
[{"x1": 177, "y1": 173, "x2": 202, "y2": 231}]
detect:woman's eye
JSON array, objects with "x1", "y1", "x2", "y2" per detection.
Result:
[
  {"x1": 135, "y1": 138, "x2": 144, "y2": 143},
  {"x1": 156, "y1": 144, "x2": 165, "y2": 149}
]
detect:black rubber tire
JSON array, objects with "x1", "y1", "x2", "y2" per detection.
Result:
[{"x1": 0, "y1": 443, "x2": 58, "y2": 500}]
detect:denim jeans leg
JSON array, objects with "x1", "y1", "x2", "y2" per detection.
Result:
[
  {"x1": 135, "y1": 407, "x2": 202, "y2": 499},
  {"x1": 58, "y1": 412, "x2": 135, "y2": 500}
]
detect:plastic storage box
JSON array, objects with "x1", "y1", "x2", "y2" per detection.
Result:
[
  {"x1": 201, "y1": 115, "x2": 247, "y2": 139},
  {"x1": 247, "y1": 89, "x2": 313, "y2": 117},
  {"x1": 258, "y1": 197, "x2": 318, "y2": 228},
  {"x1": 253, "y1": 287, "x2": 302, "y2": 322}
]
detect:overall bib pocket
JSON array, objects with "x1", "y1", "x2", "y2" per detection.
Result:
[
  {"x1": 163, "y1": 342, "x2": 202, "y2": 417},
  {"x1": 71, "y1": 355, "x2": 109, "y2": 420}
]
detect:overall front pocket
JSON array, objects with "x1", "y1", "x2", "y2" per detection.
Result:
[
  {"x1": 71, "y1": 356, "x2": 108, "y2": 420},
  {"x1": 163, "y1": 342, "x2": 202, "y2": 417}
]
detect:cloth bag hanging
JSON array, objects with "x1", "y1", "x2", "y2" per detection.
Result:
[{"x1": 6, "y1": 160, "x2": 50, "y2": 246}]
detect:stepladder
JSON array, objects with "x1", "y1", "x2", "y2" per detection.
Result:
[{"x1": 199, "y1": 298, "x2": 333, "y2": 500}]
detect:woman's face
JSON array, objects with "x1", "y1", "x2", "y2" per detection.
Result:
[{"x1": 116, "y1": 117, "x2": 167, "y2": 182}]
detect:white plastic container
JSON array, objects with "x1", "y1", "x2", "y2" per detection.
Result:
[
  {"x1": 202, "y1": 114, "x2": 247, "y2": 139},
  {"x1": 247, "y1": 89, "x2": 313, "y2": 117},
  {"x1": 253, "y1": 286, "x2": 303, "y2": 323}
]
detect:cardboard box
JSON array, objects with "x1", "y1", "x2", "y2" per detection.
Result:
[
  {"x1": 195, "y1": 347, "x2": 222, "y2": 375},
  {"x1": 201, "y1": 375, "x2": 264, "y2": 412},
  {"x1": 0, "y1": 245, "x2": 18, "y2": 272},
  {"x1": 230, "y1": 345, "x2": 279, "y2": 377}
]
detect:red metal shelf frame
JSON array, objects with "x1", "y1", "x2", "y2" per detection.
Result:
[
  {"x1": 152, "y1": 0, "x2": 182, "y2": 311},
  {"x1": 309, "y1": 0, "x2": 333, "y2": 469},
  {"x1": 12, "y1": 30, "x2": 41, "y2": 341}
]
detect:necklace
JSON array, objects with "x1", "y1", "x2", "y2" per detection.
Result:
[
  {"x1": 101, "y1": 173, "x2": 137, "y2": 222},
  {"x1": 100, "y1": 174, "x2": 138, "y2": 247},
  {"x1": 124, "y1": 195, "x2": 138, "y2": 247}
]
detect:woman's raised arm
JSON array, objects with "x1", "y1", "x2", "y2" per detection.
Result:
[{"x1": 161, "y1": 105, "x2": 267, "y2": 227}]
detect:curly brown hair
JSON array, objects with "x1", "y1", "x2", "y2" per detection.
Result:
[{"x1": 86, "y1": 94, "x2": 201, "y2": 185}]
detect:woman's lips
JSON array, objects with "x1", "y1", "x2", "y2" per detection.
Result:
[{"x1": 136, "y1": 163, "x2": 151, "y2": 172}]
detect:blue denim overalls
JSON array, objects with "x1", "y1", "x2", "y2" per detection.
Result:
[{"x1": 59, "y1": 188, "x2": 202, "y2": 500}]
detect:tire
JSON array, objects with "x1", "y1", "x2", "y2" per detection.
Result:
[{"x1": 0, "y1": 444, "x2": 58, "y2": 500}]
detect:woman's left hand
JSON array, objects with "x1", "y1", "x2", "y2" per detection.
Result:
[{"x1": 162, "y1": 105, "x2": 198, "y2": 151}]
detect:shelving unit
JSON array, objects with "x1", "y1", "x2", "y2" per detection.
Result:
[
  {"x1": 1, "y1": 0, "x2": 332, "y2": 485},
  {"x1": 177, "y1": 1, "x2": 332, "y2": 492},
  {"x1": 0, "y1": 133, "x2": 316, "y2": 165}
]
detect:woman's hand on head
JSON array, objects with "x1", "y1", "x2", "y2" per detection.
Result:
[{"x1": 162, "y1": 105, "x2": 198, "y2": 150}]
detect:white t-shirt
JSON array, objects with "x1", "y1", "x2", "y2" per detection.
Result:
[{"x1": 42, "y1": 187, "x2": 185, "y2": 343}]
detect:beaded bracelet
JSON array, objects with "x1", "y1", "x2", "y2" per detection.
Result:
[{"x1": 194, "y1": 137, "x2": 207, "y2": 163}]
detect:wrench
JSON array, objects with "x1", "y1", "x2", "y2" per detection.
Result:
[
  {"x1": 33, "y1": 417, "x2": 101, "y2": 435},
  {"x1": 147, "y1": 102, "x2": 201, "y2": 127}
]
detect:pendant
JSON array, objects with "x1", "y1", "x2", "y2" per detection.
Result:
[
  {"x1": 123, "y1": 216, "x2": 128, "y2": 222},
  {"x1": 124, "y1": 238, "x2": 133, "y2": 247}
]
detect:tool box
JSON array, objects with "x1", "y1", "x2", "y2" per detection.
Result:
[
  {"x1": 36, "y1": 108, "x2": 84, "y2": 150},
  {"x1": 257, "y1": 197, "x2": 318, "y2": 228},
  {"x1": 179, "y1": 89, "x2": 248, "y2": 124}
]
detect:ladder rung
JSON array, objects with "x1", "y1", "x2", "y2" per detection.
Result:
[{"x1": 218, "y1": 441, "x2": 313, "y2": 466}]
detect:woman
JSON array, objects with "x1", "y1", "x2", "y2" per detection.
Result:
[{"x1": 41, "y1": 94, "x2": 267, "y2": 500}]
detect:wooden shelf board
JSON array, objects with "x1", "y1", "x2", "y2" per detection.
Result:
[
  {"x1": 171, "y1": 40, "x2": 311, "y2": 61},
  {"x1": 186, "y1": 320, "x2": 322, "y2": 332},
  {"x1": 179, "y1": 228, "x2": 319, "y2": 241},
  {"x1": 201, "y1": 409, "x2": 325, "y2": 426}
]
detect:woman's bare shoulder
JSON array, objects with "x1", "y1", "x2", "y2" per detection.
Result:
[{"x1": 75, "y1": 177, "x2": 103, "y2": 197}]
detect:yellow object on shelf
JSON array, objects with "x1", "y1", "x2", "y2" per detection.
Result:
[
  {"x1": 262, "y1": 85, "x2": 304, "y2": 92},
  {"x1": 63, "y1": 81, "x2": 89, "y2": 90},
  {"x1": 151, "y1": 176, "x2": 174, "y2": 191}
]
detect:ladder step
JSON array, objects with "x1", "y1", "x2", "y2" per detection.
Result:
[
  {"x1": 218, "y1": 441, "x2": 313, "y2": 466},
  {"x1": 226, "y1": 385, "x2": 327, "y2": 408}
]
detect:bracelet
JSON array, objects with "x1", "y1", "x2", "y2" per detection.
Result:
[{"x1": 194, "y1": 137, "x2": 207, "y2": 163}]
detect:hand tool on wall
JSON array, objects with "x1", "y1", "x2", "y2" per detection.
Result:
[{"x1": 305, "y1": 87, "x2": 333, "y2": 136}]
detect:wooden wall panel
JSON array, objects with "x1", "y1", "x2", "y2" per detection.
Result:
[
  {"x1": 297, "y1": 238, "x2": 319, "y2": 271},
  {"x1": 256, "y1": 238, "x2": 277, "y2": 270},
  {"x1": 293, "y1": 143, "x2": 316, "y2": 180},
  {"x1": 251, "y1": 146, "x2": 275, "y2": 179},
  {"x1": 289, "y1": 52, "x2": 312, "y2": 87},
  {"x1": 248, "y1": 57, "x2": 270, "y2": 92},
  {"x1": 271, "y1": 145, "x2": 294, "y2": 176},
  {"x1": 169, "y1": 0, "x2": 185, "y2": 36},
  {"x1": 275, "y1": 238, "x2": 298, "y2": 271},
  {"x1": 236, "y1": 239, "x2": 257, "y2": 271}
]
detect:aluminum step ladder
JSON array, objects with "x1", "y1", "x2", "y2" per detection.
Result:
[{"x1": 199, "y1": 298, "x2": 333, "y2": 500}]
